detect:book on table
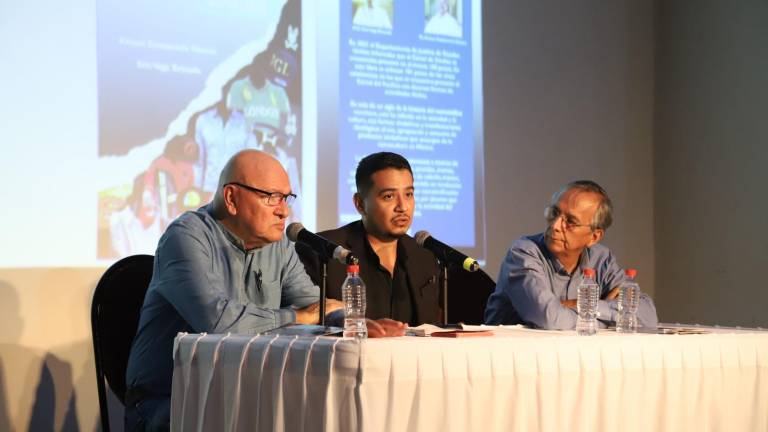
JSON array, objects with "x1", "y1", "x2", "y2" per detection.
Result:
[{"x1": 406, "y1": 324, "x2": 493, "y2": 337}]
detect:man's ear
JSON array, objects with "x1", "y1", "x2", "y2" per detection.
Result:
[
  {"x1": 587, "y1": 228, "x2": 604, "y2": 247},
  {"x1": 223, "y1": 185, "x2": 238, "y2": 216},
  {"x1": 353, "y1": 192, "x2": 366, "y2": 216}
]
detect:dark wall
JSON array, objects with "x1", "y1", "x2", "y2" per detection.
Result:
[
  {"x1": 655, "y1": 0, "x2": 768, "y2": 326},
  {"x1": 482, "y1": 1, "x2": 656, "y2": 300}
]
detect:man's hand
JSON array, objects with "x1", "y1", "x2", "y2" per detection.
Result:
[
  {"x1": 324, "y1": 298, "x2": 344, "y2": 314},
  {"x1": 604, "y1": 286, "x2": 620, "y2": 300},
  {"x1": 294, "y1": 299, "x2": 345, "y2": 324},
  {"x1": 366, "y1": 318, "x2": 407, "y2": 338},
  {"x1": 561, "y1": 299, "x2": 577, "y2": 310}
]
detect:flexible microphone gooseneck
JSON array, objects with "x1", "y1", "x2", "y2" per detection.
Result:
[
  {"x1": 286, "y1": 222, "x2": 358, "y2": 265},
  {"x1": 414, "y1": 230, "x2": 479, "y2": 272}
]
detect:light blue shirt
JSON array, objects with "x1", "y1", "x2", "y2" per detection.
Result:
[
  {"x1": 484, "y1": 233, "x2": 658, "y2": 330},
  {"x1": 126, "y1": 204, "x2": 318, "y2": 398}
]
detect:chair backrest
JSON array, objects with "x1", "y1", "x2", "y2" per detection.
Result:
[
  {"x1": 446, "y1": 267, "x2": 496, "y2": 325},
  {"x1": 91, "y1": 254, "x2": 154, "y2": 430}
]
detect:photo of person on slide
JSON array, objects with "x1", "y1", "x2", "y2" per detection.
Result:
[
  {"x1": 352, "y1": 0, "x2": 393, "y2": 30},
  {"x1": 98, "y1": 0, "x2": 302, "y2": 259},
  {"x1": 109, "y1": 135, "x2": 201, "y2": 257},
  {"x1": 424, "y1": 0, "x2": 462, "y2": 38}
]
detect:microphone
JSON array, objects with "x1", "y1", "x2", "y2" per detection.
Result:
[
  {"x1": 286, "y1": 222, "x2": 358, "y2": 265},
  {"x1": 414, "y1": 230, "x2": 479, "y2": 272}
]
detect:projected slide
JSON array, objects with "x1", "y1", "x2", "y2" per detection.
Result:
[
  {"x1": 96, "y1": 0, "x2": 303, "y2": 258},
  {"x1": 0, "y1": 0, "x2": 482, "y2": 267},
  {"x1": 336, "y1": 0, "x2": 480, "y2": 249},
  {"x1": 309, "y1": 0, "x2": 485, "y2": 259}
]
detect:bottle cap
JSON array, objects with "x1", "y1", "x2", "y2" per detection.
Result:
[
  {"x1": 625, "y1": 269, "x2": 637, "y2": 278},
  {"x1": 582, "y1": 268, "x2": 596, "y2": 277},
  {"x1": 346, "y1": 264, "x2": 360, "y2": 273}
]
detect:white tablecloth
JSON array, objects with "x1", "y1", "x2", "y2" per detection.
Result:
[{"x1": 171, "y1": 326, "x2": 768, "y2": 431}]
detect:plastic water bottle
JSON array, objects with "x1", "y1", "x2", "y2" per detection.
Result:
[
  {"x1": 342, "y1": 264, "x2": 367, "y2": 339},
  {"x1": 576, "y1": 268, "x2": 599, "y2": 336},
  {"x1": 616, "y1": 269, "x2": 640, "y2": 333}
]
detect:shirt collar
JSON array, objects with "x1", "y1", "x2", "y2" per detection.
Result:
[
  {"x1": 202, "y1": 204, "x2": 249, "y2": 252},
  {"x1": 359, "y1": 222, "x2": 408, "y2": 267},
  {"x1": 535, "y1": 232, "x2": 591, "y2": 276}
]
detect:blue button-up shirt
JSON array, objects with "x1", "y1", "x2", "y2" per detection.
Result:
[
  {"x1": 484, "y1": 233, "x2": 658, "y2": 330},
  {"x1": 126, "y1": 204, "x2": 318, "y2": 398}
]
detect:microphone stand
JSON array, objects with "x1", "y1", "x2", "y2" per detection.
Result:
[
  {"x1": 315, "y1": 248, "x2": 356, "y2": 329},
  {"x1": 439, "y1": 260, "x2": 450, "y2": 326},
  {"x1": 319, "y1": 260, "x2": 327, "y2": 327}
]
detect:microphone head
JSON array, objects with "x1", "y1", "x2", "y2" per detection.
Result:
[
  {"x1": 286, "y1": 222, "x2": 305, "y2": 242},
  {"x1": 414, "y1": 230, "x2": 431, "y2": 247},
  {"x1": 463, "y1": 258, "x2": 480, "y2": 272},
  {"x1": 333, "y1": 247, "x2": 358, "y2": 265}
]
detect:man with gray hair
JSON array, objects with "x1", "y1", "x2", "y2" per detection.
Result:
[{"x1": 484, "y1": 180, "x2": 658, "y2": 330}]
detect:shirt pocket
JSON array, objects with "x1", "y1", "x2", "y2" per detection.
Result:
[{"x1": 251, "y1": 278, "x2": 281, "y2": 309}]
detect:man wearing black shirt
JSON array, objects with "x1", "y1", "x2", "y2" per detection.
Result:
[{"x1": 298, "y1": 152, "x2": 441, "y2": 325}]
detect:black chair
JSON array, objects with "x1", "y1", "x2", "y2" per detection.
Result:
[
  {"x1": 91, "y1": 254, "x2": 154, "y2": 432},
  {"x1": 446, "y1": 267, "x2": 496, "y2": 325}
]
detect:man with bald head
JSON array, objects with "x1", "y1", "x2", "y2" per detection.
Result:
[
  {"x1": 125, "y1": 150, "x2": 342, "y2": 431},
  {"x1": 484, "y1": 180, "x2": 658, "y2": 330}
]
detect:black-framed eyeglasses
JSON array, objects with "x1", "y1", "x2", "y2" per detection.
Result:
[
  {"x1": 544, "y1": 205, "x2": 594, "y2": 231},
  {"x1": 225, "y1": 182, "x2": 297, "y2": 206}
]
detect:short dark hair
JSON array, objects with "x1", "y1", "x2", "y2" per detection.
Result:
[
  {"x1": 551, "y1": 180, "x2": 613, "y2": 230},
  {"x1": 355, "y1": 152, "x2": 413, "y2": 196}
]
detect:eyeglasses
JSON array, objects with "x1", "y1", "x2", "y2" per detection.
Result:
[
  {"x1": 544, "y1": 205, "x2": 593, "y2": 231},
  {"x1": 225, "y1": 182, "x2": 297, "y2": 206}
]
